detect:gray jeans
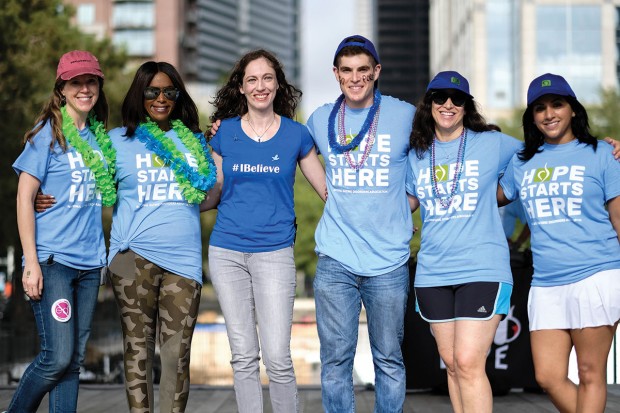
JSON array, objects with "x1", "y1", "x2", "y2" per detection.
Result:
[{"x1": 208, "y1": 245, "x2": 299, "y2": 413}]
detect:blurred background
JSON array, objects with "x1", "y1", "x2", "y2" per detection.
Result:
[{"x1": 1, "y1": 0, "x2": 619, "y2": 389}]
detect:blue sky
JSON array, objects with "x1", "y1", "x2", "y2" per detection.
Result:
[{"x1": 300, "y1": 0, "x2": 356, "y2": 119}]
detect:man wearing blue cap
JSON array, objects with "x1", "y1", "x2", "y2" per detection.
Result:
[{"x1": 306, "y1": 35, "x2": 417, "y2": 412}]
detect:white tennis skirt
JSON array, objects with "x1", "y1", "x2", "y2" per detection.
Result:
[{"x1": 528, "y1": 268, "x2": 620, "y2": 331}]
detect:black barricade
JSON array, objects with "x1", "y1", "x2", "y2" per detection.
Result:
[{"x1": 402, "y1": 253, "x2": 541, "y2": 394}]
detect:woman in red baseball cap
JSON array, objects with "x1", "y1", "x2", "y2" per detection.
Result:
[{"x1": 6, "y1": 50, "x2": 114, "y2": 413}]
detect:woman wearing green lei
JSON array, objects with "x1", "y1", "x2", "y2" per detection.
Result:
[
  {"x1": 105, "y1": 61, "x2": 216, "y2": 413},
  {"x1": 8, "y1": 50, "x2": 112, "y2": 413}
]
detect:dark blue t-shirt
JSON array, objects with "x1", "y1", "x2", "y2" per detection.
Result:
[{"x1": 209, "y1": 116, "x2": 314, "y2": 252}]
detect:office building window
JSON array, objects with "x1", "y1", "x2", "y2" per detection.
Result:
[
  {"x1": 112, "y1": 2, "x2": 154, "y2": 28},
  {"x1": 76, "y1": 4, "x2": 95, "y2": 26},
  {"x1": 486, "y1": 0, "x2": 517, "y2": 108},
  {"x1": 113, "y1": 31, "x2": 154, "y2": 56},
  {"x1": 536, "y1": 5, "x2": 601, "y2": 103}
]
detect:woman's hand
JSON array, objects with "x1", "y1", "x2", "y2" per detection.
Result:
[
  {"x1": 22, "y1": 262, "x2": 43, "y2": 301},
  {"x1": 604, "y1": 137, "x2": 620, "y2": 160},
  {"x1": 35, "y1": 191, "x2": 56, "y2": 213},
  {"x1": 205, "y1": 119, "x2": 222, "y2": 139}
]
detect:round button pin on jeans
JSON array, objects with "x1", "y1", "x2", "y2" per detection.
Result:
[{"x1": 51, "y1": 298, "x2": 72, "y2": 322}]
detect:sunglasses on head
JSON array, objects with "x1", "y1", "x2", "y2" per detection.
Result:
[
  {"x1": 144, "y1": 86, "x2": 180, "y2": 101},
  {"x1": 430, "y1": 90, "x2": 468, "y2": 107}
]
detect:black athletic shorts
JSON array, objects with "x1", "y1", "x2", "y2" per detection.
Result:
[{"x1": 414, "y1": 282, "x2": 512, "y2": 322}]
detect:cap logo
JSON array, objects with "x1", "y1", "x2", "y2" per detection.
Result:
[
  {"x1": 450, "y1": 77, "x2": 460, "y2": 86},
  {"x1": 541, "y1": 79, "x2": 551, "y2": 87}
]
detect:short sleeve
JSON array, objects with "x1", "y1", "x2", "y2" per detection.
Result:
[
  {"x1": 498, "y1": 133, "x2": 523, "y2": 173},
  {"x1": 12, "y1": 123, "x2": 53, "y2": 182},
  {"x1": 499, "y1": 155, "x2": 518, "y2": 201},
  {"x1": 299, "y1": 123, "x2": 315, "y2": 159},
  {"x1": 405, "y1": 153, "x2": 416, "y2": 196},
  {"x1": 306, "y1": 112, "x2": 319, "y2": 155},
  {"x1": 601, "y1": 141, "x2": 620, "y2": 202},
  {"x1": 209, "y1": 131, "x2": 222, "y2": 155}
]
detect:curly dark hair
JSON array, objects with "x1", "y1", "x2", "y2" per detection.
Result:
[
  {"x1": 24, "y1": 77, "x2": 108, "y2": 151},
  {"x1": 121, "y1": 61, "x2": 200, "y2": 137},
  {"x1": 410, "y1": 90, "x2": 490, "y2": 158},
  {"x1": 519, "y1": 96, "x2": 596, "y2": 161},
  {"x1": 209, "y1": 49, "x2": 301, "y2": 128}
]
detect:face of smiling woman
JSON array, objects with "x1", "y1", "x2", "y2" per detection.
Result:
[
  {"x1": 239, "y1": 57, "x2": 278, "y2": 113},
  {"x1": 144, "y1": 72, "x2": 176, "y2": 130},
  {"x1": 62, "y1": 74, "x2": 100, "y2": 128},
  {"x1": 431, "y1": 90, "x2": 466, "y2": 141},
  {"x1": 532, "y1": 94, "x2": 576, "y2": 145}
]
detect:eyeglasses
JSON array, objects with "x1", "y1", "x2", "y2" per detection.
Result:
[
  {"x1": 430, "y1": 91, "x2": 468, "y2": 107},
  {"x1": 144, "y1": 86, "x2": 180, "y2": 101}
]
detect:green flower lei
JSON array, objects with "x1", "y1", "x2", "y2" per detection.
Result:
[
  {"x1": 135, "y1": 118, "x2": 216, "y2": 204},
  {"x1": 61, "y1": 106, "x2": 117, "y2": 206}
]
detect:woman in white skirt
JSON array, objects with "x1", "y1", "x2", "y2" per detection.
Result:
[{"x1": 499, "y1": 73, "x2": 620, "y2": 413}]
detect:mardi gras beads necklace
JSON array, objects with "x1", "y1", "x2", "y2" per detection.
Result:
[
  {"x1": 327, "y1": 90, "x2": 381, "y2": 169},
  {"x1": 430, "y1": 128, "x2": 467, "y2": 209}
]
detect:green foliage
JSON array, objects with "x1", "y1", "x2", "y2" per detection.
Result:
[
  {"x1": 587, "y1": 88, "x2": 620, "y2": 141},
  {"x1": 410, "y1": 209, "x2": 422, "y2": 257},
  {"x1": 293, "y1": 167, "x2": 325, "y2": 285},
  {"x1": 495, "y1": 109, "x2": 525, "y2": 141},
  {"x1": 0, "y1": 0, "x2": 128, "y2": 259}
]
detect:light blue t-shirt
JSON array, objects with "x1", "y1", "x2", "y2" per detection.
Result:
[
  {"x1": 406, "y1": 130, "x2": 522, "y2": 287},
  {"x1": 307, "y1": 94, "x2": 416, "y2": 276},
  {"x1": 12, "y1": 120, "x2": 106, "y2": 269},
  {"x1": 209, "y1": 116, "x2": 314, "y2": 252},
  {"x1": 500, "y1": 140, "x2": 620, "y2": 287},
  {"x1": 108, "y1": 127, "x2": 203, "y2": 285}
]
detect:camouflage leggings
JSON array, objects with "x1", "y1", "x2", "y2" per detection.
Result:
[{"x1": 109, "y1": 250, "x2": 201, "y2": 413}]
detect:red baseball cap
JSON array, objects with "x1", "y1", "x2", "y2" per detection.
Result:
[{"x1": 56, "y1": 50, "x2": 104, "y2": 81}]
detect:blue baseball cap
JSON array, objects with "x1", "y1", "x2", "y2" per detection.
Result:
[
  {"x1": 333, "y1": 35, "x2": 380, "y2": 66},
  {"x1": 527, "y1": 73, "x2": 576, "y2": 105},
  {"x1": 427, "y1": 71, "x2": 472, "y2": 98}
]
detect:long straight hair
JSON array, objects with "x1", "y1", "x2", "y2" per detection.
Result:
[
  {"x1": 519, "y1": 96, "x2": 597, "y2": 161},
  {"x1": 122, "y1": 61, "x2": 200, "y2": 137}
]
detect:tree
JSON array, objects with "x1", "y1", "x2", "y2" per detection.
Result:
[
  {"x1": 587, "y1": 88, "x2": 620, "y2": 141},
  {"x1": 0, "y1": 0, "x2": 129, "y2": 268},
  {"x1": 293, "y1": 169, "x2": 325, "y2": 291}
]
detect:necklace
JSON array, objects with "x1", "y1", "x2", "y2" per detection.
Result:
[
  {"x1": 61, "y1": 106, "x2": 117, "y2": 206},
  {"x1": 246, "y1": 114, "x2": 276, "y2": 142},
  {"x1": 327, "y1": 89, "x2": 382, "y2": 155},
  {"x1": 430, "y1": 128, "x2": 467, "y2": 209},
  {"x1": 134, "y1": 118, "x2": 217, "y2": 204},
  {"x1": 338, "y1": 100, "x2": 380, "y2": 170}
]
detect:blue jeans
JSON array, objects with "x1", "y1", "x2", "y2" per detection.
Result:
[
  {"x1": 314, "y1": 255, "x2": 409, "y2": 413},
  {"x1": 8, "y1": 259, "x2": 100, "y2": 413},
  {"x1": 208, "y1": 245, "x2": 298, "y2": 413}
]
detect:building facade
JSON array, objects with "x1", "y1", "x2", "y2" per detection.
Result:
[
  {"x1": 376, "y1": 0, "x2": 430, "y2": 105},
  {"x1": 430, "y1": 0, "x2": 620, "y2": 120},
  {"x1": 64, "y1": 0, "x2": 300, "y2": 86},
  {"x1": 195, "y1": 0, "x2": 300, "y2": 85}
]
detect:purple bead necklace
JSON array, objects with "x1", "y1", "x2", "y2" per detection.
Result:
[
  {"x1": 430, "y1": 127, "x2": 467, "y2": 209},
  {"x1": 337, "y1": 101, "x2": 380, "y2": 170}
]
